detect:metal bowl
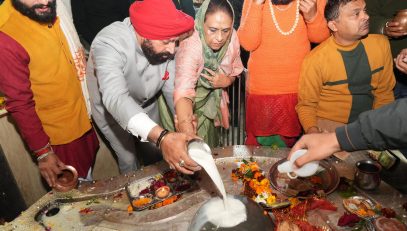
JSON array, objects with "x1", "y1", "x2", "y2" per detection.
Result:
[
  {"x1": 53, "y1": 165, "x2": 78, "y2": 192},
  {"x1": 269, "y1": 159, "x2": 339, "y2": 197},
  {"x1": 188, "y1": 195, "x2": 274, "y2": 231}
]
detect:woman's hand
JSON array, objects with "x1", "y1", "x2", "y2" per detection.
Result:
[
  {"x1": 201, "y1": 67, "x2": 235, "y2": 88},
  {"x1": 395, "y1": 48, "x2": 407, "y2": 74},
  {"x1": 384, "y1": 21, "x2": 407, "y2": 38},
  {"x1": 174, "y1": 114, "x2": 197, "y2": 136},
  {"x1": 254, "y1": 0, "x2": 266, "y2": 5},
  {"x1": 300, "y1": 0, "x2": 318, "y2": 23}
]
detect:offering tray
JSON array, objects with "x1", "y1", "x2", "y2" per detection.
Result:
[
  {"x1": 269, "y1": 159, "x2": 340, "y2": 197},
  {"x1": 126, "y1": 169, "x2": 199, "y2": 211},
  {"x1": 343, "y1": 196, "x2": 378, "y2": 219}
]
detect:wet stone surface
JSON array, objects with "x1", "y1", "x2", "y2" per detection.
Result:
[{"x1": 4, "y1": 147, "x2": 407, "y2": 231}]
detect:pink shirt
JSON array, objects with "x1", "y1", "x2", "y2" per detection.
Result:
[{"x1": 174, "y1": 29, "x2": 244, "y2": 128}]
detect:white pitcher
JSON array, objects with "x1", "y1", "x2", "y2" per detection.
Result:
[{"x1": 277, "y1": 149, "x2": 319, "y2": 179}]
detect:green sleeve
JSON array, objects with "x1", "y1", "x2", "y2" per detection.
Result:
[{"x1": 336, "y1": 99, "x2": 407, "y2": 151}]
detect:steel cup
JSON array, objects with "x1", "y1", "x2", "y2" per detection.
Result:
[{"x1": 354, "y1": 160, "x2": 381, "y2": 191}]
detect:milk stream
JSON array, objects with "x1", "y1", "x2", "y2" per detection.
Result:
[{"x1": 189, "y1": 148, "x2": 247, "y2": 228}]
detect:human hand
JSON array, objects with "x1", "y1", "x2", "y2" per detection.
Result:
[
  {"x1": 201, "y1": 68, "x2": 234, "y2": 89},
  {"x1": 174, "y1": 114, "x2": 197, "y2": 135},
  {"x1": 384, "y1": 21, "x2": 407, "y2": 38},
  {"x1": 306, "y1": 126, "x2": 321, "y2": 134},
  {"x1": 38, "y1": 152, "x2": 65, "y2": 187},
  {"x1": 160, "y1": 132, "x2": 202, "y2": 174},
  {"x1": 254, "y1": 0, "x2": 265, "y2": 5},
  {"x1": 395, "y1": 48, "x2": 407, "y2": 74},
  {"x1": 287, "y1": 132, "x2": 341, "y2": 167},
  {"x1": 300, "y1": 0, "x2": 318, "y2": 22}
]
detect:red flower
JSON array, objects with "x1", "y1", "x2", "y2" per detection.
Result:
[
  {"x1": 162, "y1": 71, "x2": 169, "y2": 80},
  {"x1": 337, "y1": 212, "x2": 360, "y2": 227},
  {"x1": 308, "y1": 197, "x2": 337, "y2": 211}
]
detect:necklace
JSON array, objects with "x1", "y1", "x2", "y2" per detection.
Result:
[{"x1": 269, "y1": 0, "x2": 300, "y2": 36}]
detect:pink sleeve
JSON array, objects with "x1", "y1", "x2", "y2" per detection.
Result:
[
  {"x1": 0, "y1": 32, "x2": 50, "y2": 151},
  {"x1": 229, "y1": 30, "x2": 244, "y2": 77},
  {"x1": 174, "y1": 31, "x2": 203, "y2": 105}
]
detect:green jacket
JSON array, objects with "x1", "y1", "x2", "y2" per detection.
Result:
[
  {"x1": 336, "y1": 99, "x2": 407, "y2": 151},
  {"x1": 366, "y1": 0, "x2": 407, "y2": 58}
]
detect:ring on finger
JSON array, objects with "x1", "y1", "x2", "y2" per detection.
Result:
[{"x1": 178, "y1": 159, "x2": 185, "y2": 167}]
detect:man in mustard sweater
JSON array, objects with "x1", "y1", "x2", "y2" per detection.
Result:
[{"x1": 296, "y1": 0, "x2": 395, "y2": 135}]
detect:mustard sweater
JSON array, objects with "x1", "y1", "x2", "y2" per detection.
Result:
[
  {"x1": 0, "y1": 1, "x2": 90, "y2": 145},
  {"x1": 296, "y1": 35, "x2": 395, "y2": 132}
]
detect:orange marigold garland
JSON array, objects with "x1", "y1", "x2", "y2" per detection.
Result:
[{"x1": 231, "y1": 159, "x2": 276, "y2": 206}]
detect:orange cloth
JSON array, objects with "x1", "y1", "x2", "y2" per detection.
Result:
[
  {"x1": 0, "y1": 5, "x2": 91, "y2": 145},
  {"x1": 238, "y1": 0, "x2": 329, "y2": 95}
]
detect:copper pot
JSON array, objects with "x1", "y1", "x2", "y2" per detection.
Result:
[
  {"x1": 53, "y1": 165, "x2": 78, "y2": 192},
  {"x1": 393, "y1": 9, "x2": 407, "y2": 32}
]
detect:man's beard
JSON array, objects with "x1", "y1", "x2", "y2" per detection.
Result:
[
  {"x1": 271, "y1": 0, "x2": 293, "y2": 5},
  {"x1": 141, "y1": 40, "x2": 174, "y2": 65},
  {"x1": 12, "y1": 0, "x2": 56, "y2": 24}
]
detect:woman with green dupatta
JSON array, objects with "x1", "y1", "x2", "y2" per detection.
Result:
[{"x1": 174, "y1": 0, "x2": 244, "y2": 147}]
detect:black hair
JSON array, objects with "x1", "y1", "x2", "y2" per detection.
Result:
[
  {"x1": 205, "y1": 0, "x2": 234, "y2": 22},
  {"x1": 324, "y1": 0, "x2": 354, "y2": 21}
]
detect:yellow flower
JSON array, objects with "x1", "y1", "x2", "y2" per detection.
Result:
[
  {"x1": 260, "y1": 178, "x2": 269, "y2": 186},
  {"x1": 266, "y1": 195, "x2": 276, "y2": 205},
  {"x1": 288, "y1": 197, "x2": 300, "y2": 208}
]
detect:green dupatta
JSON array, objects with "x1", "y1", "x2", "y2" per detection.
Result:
[{"x1": 194, "y1": 0, "x2": 233, "y2": 147}]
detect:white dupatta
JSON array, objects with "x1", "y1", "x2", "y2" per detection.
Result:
[{"x1": 57, "y1": 0, "x2": 92, "y2": 117}]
